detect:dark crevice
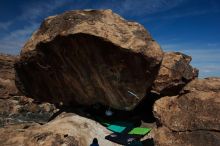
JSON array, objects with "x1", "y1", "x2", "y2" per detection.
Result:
[
  {"x1": 48, "y1": 91, "x2": 160, "y2": 127},
  {"x1": 159, "y1": 83, "x2": 186, "y2": 96}
]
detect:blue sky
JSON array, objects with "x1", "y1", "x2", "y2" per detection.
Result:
[{"x1": 0, "y1": 0, "x2": 219, "y2": 77}]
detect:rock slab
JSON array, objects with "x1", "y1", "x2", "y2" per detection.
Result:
[{"x1": 0, "y1": 112, "x2": 120, "y2": 146}]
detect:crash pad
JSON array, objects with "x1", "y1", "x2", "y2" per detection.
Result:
[
  {"x1": 107, "y1": 124, "x2": 126, "y2": 133},
  {"x1": 128, "y1": 127, "x2": 151, "y2": 135},
  {"x1": 107, "y1": 121, "x2": 134, "y2": 133},
  {"x1": 95, "y1": 116, "x2": 133, "y2": 128},
  {"x1": 105, "y1": 133, "x2": 139, "y2": 145}
]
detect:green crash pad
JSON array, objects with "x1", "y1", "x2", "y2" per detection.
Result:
[
  {"x1": 128, "y1": 127, "x2": 151, "y2": 135},
  {"x1": 107, "y1": 124, "x2": 126, "y2": 133},
  {"x1": 107, "y1": 121, "x2": 134, "y2": 133}
]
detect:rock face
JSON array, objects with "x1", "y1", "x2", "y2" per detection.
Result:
[
  {"x1": 152, "y1": 52, "x2": 198, "y2": 96},
  {"x1": 15, "y1": 9, "x2": 164, "y2": 110},
  {"x1": 0, "y1": 112, "x2": 120, "y2": 146},
  {"x1": 0, "y1": 54, "x2": 20, "y2": 98},
  {"x1": 153, "y1": 78, "x2": 220, "y2": 146}
]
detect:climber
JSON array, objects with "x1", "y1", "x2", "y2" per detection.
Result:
[{"x1": 90, "y1": 138, "x2": 99, "y2": 146}]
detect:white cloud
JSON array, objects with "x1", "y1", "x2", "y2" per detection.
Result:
[
  {"x1": 119, "y1": 0, "x2": 184, "y2": 16},
  {"x1": 200, "y1": 66, "x2": 220, "y2": 72},
  {"x1": 159, "y1": 10, "x2": 211, "y2": 20},
  {"x1": 0, "y1": 21, "x2": 12, "y2": 30},
  {"x1": 207, "y1": 43, "x2": 219, "y2": 47},
  {"x1": 0, "y1": 23, "x2": 38, "y2": 54},
  {"x1": 199, "y1": 65, "x2": 220, "y2": 78},
  {"x1": 143, "y1": 5, "x2": 220, "y2": 22},
  {"x1": 54, "y1": 0, "x2": 186, "y2": 17},
  {"x1": 0, "y1": 0, "x2": 70, "y2": 54},
  {"x1": 88, "y1": 0, "x2": 185, "y2": 17},
  {"x1": 19, "y1": 0, "x2": 70, "y2": 21},
  {"x1": 161, "y1": 44, "x2": 181, "y2": 50}
]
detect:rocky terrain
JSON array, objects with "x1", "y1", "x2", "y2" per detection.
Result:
[
  {"x1": 0, "y1": 54, "x2": 19, "y2": 99},
  {"x1": 154, "y1": 78, "x2": 220, "y2": 146},
  {"x1": 0, "y1": 9, "x2": 219, "y2": 146},
  {"x1": 0, "y1": 54, "x2": 57, "y2": 126}
]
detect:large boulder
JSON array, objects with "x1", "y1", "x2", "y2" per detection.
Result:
[
  {"x1": 153, "y1": 78, "x2": 220, "y2": 146},
  {"x1": 15, "y1": 9, "x2": 163, "y2": 110},
  {"x1": 152, "y1": 52, "x2": 198, "y2": 96}
]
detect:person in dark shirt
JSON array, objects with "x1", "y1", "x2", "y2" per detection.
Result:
[{"x1": 90, "y1": 138, "x2": 99, "y2": 146}]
